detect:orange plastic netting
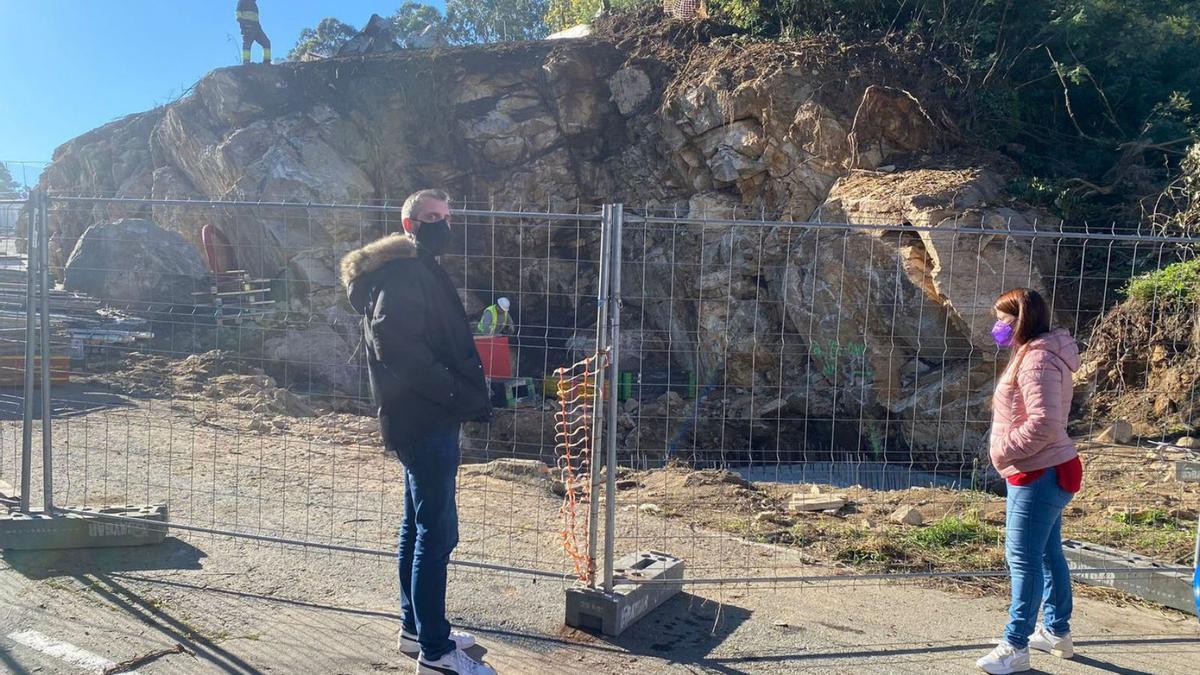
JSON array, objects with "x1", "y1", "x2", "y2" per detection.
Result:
[{"x1": 553, "y1": 352, "x2": 605, "y2": 584}]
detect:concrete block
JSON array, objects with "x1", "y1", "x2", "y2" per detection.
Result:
[
  {"x1": 565, "y1": 551, "x2": 683, "y2": 636},
  {"x1": 0, "y1": 504, "x2": 168, "y2": 550},
  {"x1": 1175, "y1": 460, "x2": 1200, "y2": 483},
  {"x1": 1063, "y1": 540, "x2": 1194, "y2": 614}
]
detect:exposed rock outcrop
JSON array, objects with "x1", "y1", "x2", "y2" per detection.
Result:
[{"x1": 36, "y1": 22, "x2": 1064, "y2": 469}]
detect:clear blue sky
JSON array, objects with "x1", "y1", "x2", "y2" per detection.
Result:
[{"x1": 0, "y1": 1, "x2": 445, "y2": 187}]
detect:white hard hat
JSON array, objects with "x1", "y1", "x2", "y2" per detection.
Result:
[{"x1": 497, "y1": 297, "x2": 510, "y2": 311}]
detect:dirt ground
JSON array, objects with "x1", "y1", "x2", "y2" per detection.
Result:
[
  {"x1": 49, "y1": 349, "x2": 1200, "y2": 580},
  {"x1": 617, "y1": 440, "x2": 1199, "y2": 585},
  {"x1": 1, "y1": 354, "x2": 1198, "y2": 672}
]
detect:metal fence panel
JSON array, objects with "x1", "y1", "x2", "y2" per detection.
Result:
[
  {"x1": 5, "y1": 191, "x2": 1196, "y2": 594},
  {"x1": 32, "y1": 195, "x2": 607, "y2": 580},
  {"x1": 607, "y1": 208, "x2": 1199, "y2": 585}
]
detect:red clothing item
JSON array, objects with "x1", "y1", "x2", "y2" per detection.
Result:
[{"x1": 1006, "y1": 455, "x2": 1082, "y2": 493}]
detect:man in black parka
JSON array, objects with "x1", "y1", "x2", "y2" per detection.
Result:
[{"x1": 341, "y1": 189, "x2": 494, "y2": 675}]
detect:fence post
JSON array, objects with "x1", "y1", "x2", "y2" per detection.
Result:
[
  {"x1": 19, "y1": 192, "x2": 38, "y2": 513},
  {"x1": 602, "y1": 204, "x2": 623, "y2": 594},
  {"x1": 587, "y1": 204, "x2": 612, "y2": 587},
  {"x1": 38, "y1": 192, "x2": 53, "y2": 512}
]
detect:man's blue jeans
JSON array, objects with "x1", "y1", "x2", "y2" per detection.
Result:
[
  {"x1": 398, "y1": 423, "x2": 461, "y2": 660},
  {"x1": 1004, "y1": 466, "x2": 1074, "y2": 648}
]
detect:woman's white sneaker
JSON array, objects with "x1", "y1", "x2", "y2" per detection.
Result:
[
  {"x1": 1028, "y1": 625, "x2": 1073, "y2": 658},
  {"x1": 399, "y1": 629, "x2": 476, "y2": 658},
  {"x1": 417, "y1": 646, "x2": 495, "y2": 675},
  {"x1": 976, "y1": 640, "x2": 1031, "y2": 674}
]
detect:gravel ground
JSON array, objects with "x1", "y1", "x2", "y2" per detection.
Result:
[{"x1": 1, "y1": 387, "x2": 1198, "y2": 673}]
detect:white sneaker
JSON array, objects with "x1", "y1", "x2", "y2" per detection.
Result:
[
  {"x1": 1028, "y1": 624, "x2": 1073, "y2": 658},
  {"x1": 417, "y1": 646, "x2": 495, "y2": 675},
  {"x1": 399, "y1": 628, "x2": 476, "y2": 657},
  {"x1": 976, "y1": 640, "x2": 1031, "y2": 674}
]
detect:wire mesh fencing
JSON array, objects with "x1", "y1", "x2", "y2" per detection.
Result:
[
  {"x1": 10, "y1": 195, "x2": 610, "y2": 581},
  {"x1": 606, "y1": 206, "x2": 1200, "y2": 587},
  {"x1": 1, "y1": 191, "x2": 1197, "y2": 599},
  {"x1": 0, "y1": 193, "x2": 34, "y2": 504}
]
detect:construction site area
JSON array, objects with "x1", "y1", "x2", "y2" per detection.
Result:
[
  {"x1": 0, "y1": 192, "x2": 1197, "y2": 673},
  {"x1": 3, "y1": 4, "x2": 1200, "y2": 672}
]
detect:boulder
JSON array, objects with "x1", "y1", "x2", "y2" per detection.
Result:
[
  {"x1": 847, "y1": 85, "x2": 949, "y2": 169},
  {"x1": 462, "y1": 408, "x2": 559, "y2": 462},
  {"x1": 1097, "y1": 420, "x2": 1134, "y2": 445},
  {"x1": 815, "y1": 166, "x2": 1059, "y2": 352},
  {"x1": 609, "y1": 67, "x2": 652, "y2": 116},
  {"x1": 63, "y1": 218, "x2": 209, "y2": 308},
  {"x1": 262, "y1": 323, "x2": 357, "y2": 395},
  {"x1": 337, "y1": 14, "x2": 401, "y2": 57},
  {"x1": 407, "y1": 24, "x2": 447, "y2": 49},
  {"x1": 548, "y1": 24, "x2": 593, "y2": 40},
  {"x1": 460, "y1": 458, "x2": 553, "y2": 489}
]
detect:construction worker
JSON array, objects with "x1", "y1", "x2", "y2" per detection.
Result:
[
  {"x1": 236, "y1": 0, "x2": 272, "y2": 65},
  {"x1": 476, "y1": 297, "x2": 512, "y2": 336}
]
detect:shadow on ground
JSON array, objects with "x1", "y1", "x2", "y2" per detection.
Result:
[
  {"x1": 550, "y1": 591, "x2": 754, "y2": 675},
  {"x1": 3, "y1": 539, "x2": 270, "y2": 672},
  {"x1": 1, "y1": 536, "x2": 205, "y2": 579},
  {"x1": 549, "y1": 591, "x2": 1200, "y2": 674}
]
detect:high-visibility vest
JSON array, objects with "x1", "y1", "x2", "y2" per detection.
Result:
[
  {"x1": 236, "y1": 1, "x2": 259, "y2": 22},
  {"x1": 477, "y1": 305, "x2": 510, "y2": 335}
]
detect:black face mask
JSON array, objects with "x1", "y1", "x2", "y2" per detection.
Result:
[{"x1": 415, "y1": 219, "x2": 451, "y2": 257}]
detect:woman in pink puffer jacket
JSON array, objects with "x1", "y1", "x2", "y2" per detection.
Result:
[{"x1": 977, "y1": 288, "x2": 1083, "y2": 675}]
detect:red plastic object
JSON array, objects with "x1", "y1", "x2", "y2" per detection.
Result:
[
  {"x1": 474, "y1": 336, "x2": 512, "y2": 379},
  {"x1": 201, "y1": 223, "x2": 238, "y2": 275}
]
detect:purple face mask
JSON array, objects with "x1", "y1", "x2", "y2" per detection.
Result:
[{"x1": 991, "y1": 320, "x2": 1015, "y2": 347}]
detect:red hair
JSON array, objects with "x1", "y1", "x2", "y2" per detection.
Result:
[{"x1": 994, "y1": 288, "x2": 1051, "y2": 346}]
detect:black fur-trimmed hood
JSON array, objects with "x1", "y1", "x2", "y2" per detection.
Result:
[
  {"x1": 340, "y1": 233, "x2": 418, "y2": 286},
  {"x1": 341, "y1": 233, "x2": 419, "y2": 313}
]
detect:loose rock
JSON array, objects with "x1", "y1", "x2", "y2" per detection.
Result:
[
  {"x1": 889, "y1": 505, "x2": 923, "y2": 526},
  {"x1": 788, "y1": 493, "x2": 848, "y2": 513},
  {"x1": 639, "y1": 503, "x2": 662, "y2": 516},
  {"x1": 1096, "y1": 420, "x2": 1134, "y2": 445}
]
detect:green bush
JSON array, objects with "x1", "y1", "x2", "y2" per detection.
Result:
[{"x1": 1124, "y1": 257, "x2": 1200, "y2": 305}]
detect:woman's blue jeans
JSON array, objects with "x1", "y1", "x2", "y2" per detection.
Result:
[
  {"x1": 1004, "y1": 466, "x2": 1074, "y2": 648},
  {"x1": 397, "y1": 423, "x2": 461, "y2": 660}
]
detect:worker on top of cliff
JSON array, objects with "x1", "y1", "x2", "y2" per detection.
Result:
[
  {"x1": 476, "y1": 297, "x2": 512, "y2": 336},
  {"x1": 236, "y1": 0, "x2": 271, "y2": 65}
]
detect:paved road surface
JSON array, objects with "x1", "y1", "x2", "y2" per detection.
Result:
[{"x1": 2, "y1": 531, "x2": 1197, "y2": 674}]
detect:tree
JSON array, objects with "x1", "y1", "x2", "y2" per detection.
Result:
[
  {"x1": 289, "y1": 17, "x2": 359, "y2": 60},
  {"x1": 444, "y1": 0, "x2": 551, "y2": 44},
  {"x1": 293, "y1": 2, "x2": 551, "y2": 54},
  {"x1": 546, "y1": 0, "x2": 635, "y2": 33},
  {"x1": 0, "y1": 163, "x2": 24, "y2": 197},
  {"x1": 392, "y1": 2, "x2": 446, "y2": 46}
]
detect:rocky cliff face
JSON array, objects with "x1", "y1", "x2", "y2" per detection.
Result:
[{"x1": 37, "y1": 20, "x2": 1064, "y2": 470}]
